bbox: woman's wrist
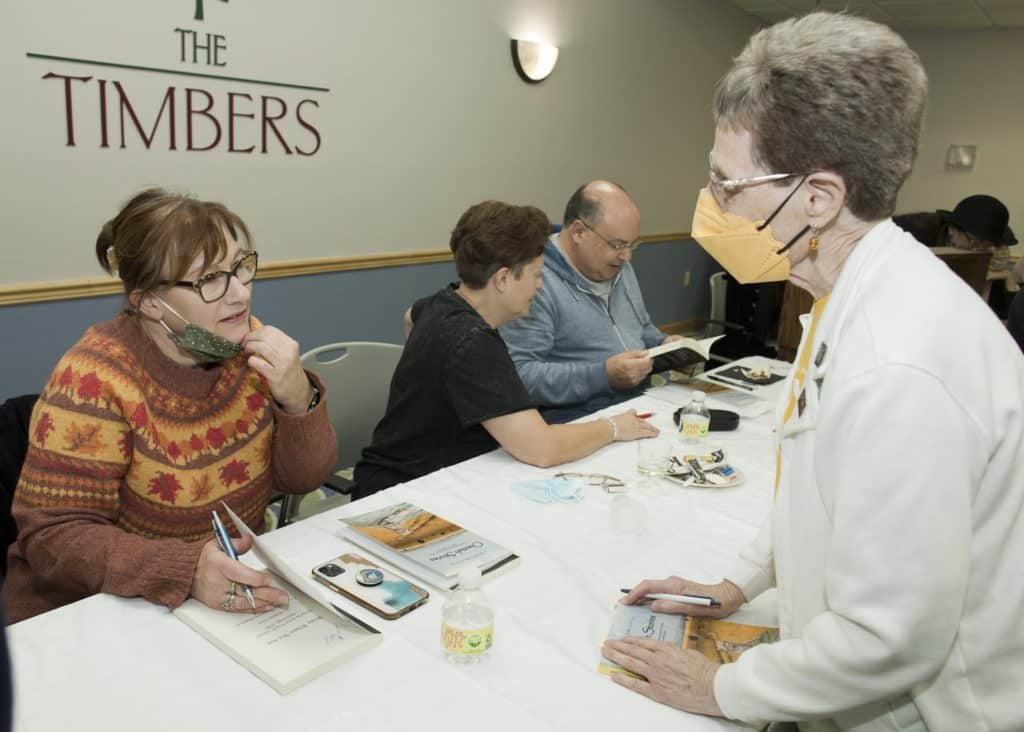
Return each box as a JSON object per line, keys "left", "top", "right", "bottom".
{"left": 603, "top": 416, "right": 619, "bottom": 442}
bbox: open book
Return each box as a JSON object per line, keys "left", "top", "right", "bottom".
{"left": 339, "top": 502, "right": 519, "bottom": 590}
{"left": 597, "top": 602, "right": 778, "bottom": 678}
{"left": 173, "top": 504, "right": 382, "bottom": 694}
{"left": 644, "top": 334, "right": 723, "bottom": 360}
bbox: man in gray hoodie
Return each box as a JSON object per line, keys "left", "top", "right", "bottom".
{"left": 501, "top": 181, "right": 693, "bottom": 423}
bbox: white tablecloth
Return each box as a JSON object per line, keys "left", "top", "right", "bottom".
{"left": 8, "top": 390, "right": 778, "bottom": 732}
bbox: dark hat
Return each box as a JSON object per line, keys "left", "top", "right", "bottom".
{"left": 938, "top": 195, "right": 1017, "bottom": 246}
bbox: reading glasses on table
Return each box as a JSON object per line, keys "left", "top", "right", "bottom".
{"left": 554, "top": 472, "right": 625, "bottom": 490}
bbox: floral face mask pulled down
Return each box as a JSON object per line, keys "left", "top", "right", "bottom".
{"left": 690, "top": 181, "right": 810, "bottom": 284}
{"left": 155, "top": 296, "right": 245, "bottom": 364}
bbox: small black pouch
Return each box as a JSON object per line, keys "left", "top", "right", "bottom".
{"left": 673, "top": 407, "right": 740, "bottom": 432}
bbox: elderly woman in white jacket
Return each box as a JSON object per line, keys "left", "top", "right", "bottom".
{"left": 603, "top": 11, "right": 1024, "bottom": 731}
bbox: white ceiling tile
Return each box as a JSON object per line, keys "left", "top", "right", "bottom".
{"left": 984, "top": 9, "right": 1024, "bottom": 26}
{"left": 875, "top": 0, "right": 977, "bottom": 6}
{"left": 751, "top": 7, "right": 803, "bottom": 22}
{"left": 723, "top": 0, "right": 1024, "bottom": 28}
{"left": 881, "top": 3, "right": 990, "bottom": 20}
{"left": 893, "top": 14, "right": 994, "bottom": 26}
{"left": 727, "top": 0, "right": 774, "bottom": 9}
{"left": 777, "top": 0, "right": 824, "bottom": 10}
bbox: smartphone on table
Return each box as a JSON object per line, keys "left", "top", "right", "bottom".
{"left": 312, "top": 553, "right": 429, "bottom": 619}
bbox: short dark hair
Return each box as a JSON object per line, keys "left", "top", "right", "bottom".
{"left": 562, "top": 180, "right": 629, "bottom": 228}
{"left": 450, "top": 201, "right": 549, "bottom": 288}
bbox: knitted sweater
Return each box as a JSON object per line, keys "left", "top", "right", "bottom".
{"left": 3, "top": 314, "right": 337, "bottom": 623}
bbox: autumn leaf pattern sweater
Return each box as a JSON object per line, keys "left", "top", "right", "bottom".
{"left": 3, "top": 314, "right": 336, "bottom": 623}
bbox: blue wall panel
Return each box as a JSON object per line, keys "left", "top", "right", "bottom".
{"left": 0, "top": 240, "right": 715, "bottom": 400}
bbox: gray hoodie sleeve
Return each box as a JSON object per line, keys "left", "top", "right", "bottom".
{"left": 500, "top": 286, "right": 612, "bottom": 408}
{"left": 622, "top": 267, "right": 666, "bottom": 349}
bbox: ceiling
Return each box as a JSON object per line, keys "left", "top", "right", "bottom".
{"left": 726, "top": 0, "right": 1024, "bottom": 30}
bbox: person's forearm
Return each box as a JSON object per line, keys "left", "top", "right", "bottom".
{"left": 271, "top": 374, "right": 338, "bottom": 493}
{"left": 506, "top": 417, "right": 612, "bottom": 468}
{"left": 13, "top": 504, "right": 204, "bottom": 609}
{"left": 541, "top": 419, "right": 614, "bottom": 466}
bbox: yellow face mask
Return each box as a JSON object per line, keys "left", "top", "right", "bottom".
{"left": 690, "top": 184, "right": 809, "bottom": 284}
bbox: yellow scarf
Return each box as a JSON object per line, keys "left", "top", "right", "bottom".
{"left": 774, "top": 294, "right": 831, "bottom": 496}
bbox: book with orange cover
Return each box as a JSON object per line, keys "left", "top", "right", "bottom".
{"left": 598, "top": 602, "right": 778, "bottom": 678}
{"left": 339, "top": 502, "right": 518, "bottom": 589}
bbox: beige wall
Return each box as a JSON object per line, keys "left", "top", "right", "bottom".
{"left": 0, "top": 0, "right": 759, "bottom": 286}
{"left": 899, "top": 28, "right": 1024, "bottom": 253}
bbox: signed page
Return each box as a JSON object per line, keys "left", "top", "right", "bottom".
{"left": 174, "top": 575, "right": 382, "bottom": 694}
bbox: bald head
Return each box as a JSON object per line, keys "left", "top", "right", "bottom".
{"left": 562, "top": 180, "right": 640, "bottom": 231}
{"left": 559, "top": 180, "right": 642, "bottom": 282}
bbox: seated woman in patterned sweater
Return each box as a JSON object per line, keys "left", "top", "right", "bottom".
{"left": 3, "top": 189, "right": 337, "bottom": 623}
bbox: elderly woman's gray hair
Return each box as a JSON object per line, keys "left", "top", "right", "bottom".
{"left": 714, "top": 12, "right": 928, "bottom": 221}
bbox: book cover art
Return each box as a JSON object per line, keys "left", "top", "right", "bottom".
{"left": 597, "top": 603, "right": 687, "bottom": 678}
{"left": 344, "top": 503, "right": 465, "bottom": 552}
{"left": 683, "top": 617, "right": 779, "bottom": 663}
{"left": 341, "top": 502, "right": 511, "bottom": 578}
{"left": 598, "top": 602, "right": 778, "bottom": 678}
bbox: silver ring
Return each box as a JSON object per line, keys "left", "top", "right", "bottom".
{"left": 222, "top": 591, "right": 237, "bottom": 611}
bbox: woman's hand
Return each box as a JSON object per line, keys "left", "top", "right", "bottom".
{"left": 243, "top": 325, "right": 313, "bottom": 414}
{"left": 601, "top": 639, "right": 723, "bottom": 717}
{"left": 620, "top": 576, "right": 745, "bottom": 618}
{"left": 190, "top": 535, "right": 289, "bottom": 613}
{"left": 610, "top": 410, "right": 660, "bottom": 442}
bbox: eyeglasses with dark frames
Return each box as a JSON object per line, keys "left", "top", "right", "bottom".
{"left": 160, "top": 250, "right": 259, "bottom": 303}
{"left": 579, "top": 220, "right": 641, "bottom": 252}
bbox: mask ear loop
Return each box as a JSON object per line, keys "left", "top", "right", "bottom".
{"left": 149, "top": 295, "right": 191, "bottom": 339}
{"left": 756, "top": 174, "right": 811, "bottom": 255}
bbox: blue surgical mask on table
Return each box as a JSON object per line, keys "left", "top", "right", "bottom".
{"left": 154, "top": 296, "right": 244, "bottom": 364}
{"left": 511, "top": 477, "right": 585, "bottom": 504}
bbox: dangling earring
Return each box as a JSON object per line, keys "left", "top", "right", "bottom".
{"left": 808, "top": 228, "right": 820, "bottom": 252}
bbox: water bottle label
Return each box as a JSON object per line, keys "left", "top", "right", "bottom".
{"left": 442, "top": 623, "right": 493, "bottom": 654}
{"left": 680, "top": 417, "right": 709, "bottom": 439}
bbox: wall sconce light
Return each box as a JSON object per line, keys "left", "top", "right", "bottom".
{"left": 946, "top": 144, "right": 977, "bottom": 171}
{"left": 511, "top": 39, "right": 559, "bottom": 83}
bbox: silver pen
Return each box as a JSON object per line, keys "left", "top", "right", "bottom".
{"left": 211, "top": 511, "right": 257, "bottom": 609}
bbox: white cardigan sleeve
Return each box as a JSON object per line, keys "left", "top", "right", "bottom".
{"left": 724, "top": 505, "right": 776, "bottom": 601}
{"left": 715, "top": 364, "right": 980, "bottom": 722}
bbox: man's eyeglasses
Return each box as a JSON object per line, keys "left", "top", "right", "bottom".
{"left": 555, "top": 472, "right": 625, "bottom": 490}
{"left": 579, "top": 220, "right": 641, "bottom": 252}
{"left": 160, "top": 250, "right": 259, "bottom": 303}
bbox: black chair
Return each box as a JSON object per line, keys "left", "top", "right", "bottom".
{"left": 0, "top": 395, "right": 38, "bottom": 580}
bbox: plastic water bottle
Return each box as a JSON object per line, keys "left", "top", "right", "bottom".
{"left": 441, "top": 566, "right": 493, "bottom": 664}
{"left": 679, "top": 392, "right": 710, "bottom": 444}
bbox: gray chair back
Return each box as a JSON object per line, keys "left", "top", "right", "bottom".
{"left": 300, "top": 342, "right": 403, "bottom": 472}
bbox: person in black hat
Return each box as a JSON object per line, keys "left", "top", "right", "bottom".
{"left": 893, "top": 193, "right": 1017, "bottom": 252}
{"left": 938, "top": 194, "right": 1017, "bottom": 251}
{"left": 894, "top": 194, "right": 1023, "bottom": 309}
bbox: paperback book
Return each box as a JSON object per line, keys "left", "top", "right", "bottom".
{"left": 339, "top": 502, "right": 519, "bottom": 589}
{"left": 173, "top": 504, "right": 382, "bottom": 694}
{"left": 598, "top": 602, "right": 778, "bottom": 678}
